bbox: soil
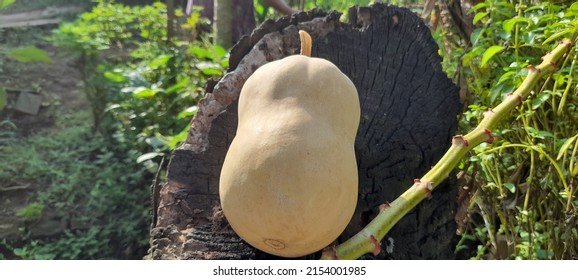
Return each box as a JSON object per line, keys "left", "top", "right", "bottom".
{"left": 0, "top": 24, "right": 88, "bottom": 245}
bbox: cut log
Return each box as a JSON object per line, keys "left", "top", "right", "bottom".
{"left": 146, "top": 4, "right": 460, "bottom": 260}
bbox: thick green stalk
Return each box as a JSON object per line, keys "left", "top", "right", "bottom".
{"left": 320, "top": 39, "right": 574, "bottom": 260}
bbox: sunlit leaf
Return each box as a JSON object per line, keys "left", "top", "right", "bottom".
{"left": 498, "top": 71, "right": 516, "bottom": 83}
{"left": 481, "top": 46, "right": 504, "bottom": 68}
{"left": 473, "top": 12, "right": 488, "bottom": 24}
{"left": 177, "top": 106, "right": 198, "bottom": 119}
{"left": 198, "top": 62, "right": 223, "bottom": 76}
{"left": 471, "top": 2, "right": 487, "bottom": 11}
{"left": 104, "top": 71, "right": 127, "bottom": 83}
{"left": 211, "top": 45, "right": 227, "bottom": 60}
{"left": 503, "top": 17, "right": 529, "bottom": 33}
{"left": 132, "top": 88, "right": 158, "bottom": 98}
{"left": 149, "top": 54, "right": 172, "bottom": 68}
{"left": 165, "top": 77, "right": 190, "bottom": 94}
{"left": 570, "top": 2, "right": 578, "bottom": 13}
{"left": 556, "top": 135, "right": 577, "bottom": 160}
{"left": 155, "top": 127, "right": 188, "bottom": 150}
{"left": 136, "top": 152, "right": 164, "bottom": 163}
{"left": 189, "top": 46, "right": 211, "bottom": 58}
{"left": 0, "top": 0, "right": 15, "bottom": 10}
{"left": 543, "top": 29, "right": 573, "bottom": 45}
{"left": 504, "top": 183, "right": 516, "bottom": 193}
{"left": 201, "top": 68, "right": 222, "bottom": 76}
{"left": 8, "top": 47, "right": 52, "bottom": 63}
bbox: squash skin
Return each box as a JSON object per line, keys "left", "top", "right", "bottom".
{"left": 219, "top": 55, "right": 360, "bottom": 257}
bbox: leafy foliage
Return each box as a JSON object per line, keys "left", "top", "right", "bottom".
{"left": 0, "top": 111, "right": 149, "bottom": 260}
{"left": 441, "top": 0, "right": 578, "bottom": 259}
{"left": 1, "top": 0, "right": 225, "bottom": 261}
{"left": 7, "top": 47, "right": 53, "bottom": 63}
{"left": 16, "top": 203, "right": 45, "bottom": 223}
{"left": 52, "top": 0, "right": 226, "bottom": 157}
{"left": 0, "top": 0, "right": 53, "bottom": 111}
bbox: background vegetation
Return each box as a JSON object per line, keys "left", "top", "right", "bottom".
{"left": 438, "top": 0, "right": 578, "bottom": 260}
{"left": 1, "top": 0, "right": 577, "bottom": 259}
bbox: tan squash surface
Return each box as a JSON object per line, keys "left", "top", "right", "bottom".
{"left": 219, "top": 31, "right": 360, "bottom": 257}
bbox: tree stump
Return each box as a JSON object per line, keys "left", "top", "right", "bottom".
{"left": 146, "top": 4, "right": 461, "bottom": 260}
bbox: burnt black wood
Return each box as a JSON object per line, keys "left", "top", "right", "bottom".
{"left": 313, "top": 5, "right": 460, "bottom": 259}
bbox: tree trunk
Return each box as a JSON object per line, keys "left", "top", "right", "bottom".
{"left": 214, "top": 0, "right": 232, "bottom": 48}
{"left": 166, "top": 0, "right": 175, "bottom": 41}
{"left": 146, "top": 4, "right": 461, "bottom": 260}
{"left": 213, "top": 0, "right": 256, "bottom": 48}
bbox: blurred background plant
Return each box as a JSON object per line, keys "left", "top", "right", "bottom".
{"left": 51, "top": 0, "right": 225, "bottom": 164}
{"left": 1, "top": 0, "right": 223, "bottom": 259}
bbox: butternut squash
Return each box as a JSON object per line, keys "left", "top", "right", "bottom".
{"left": 219, "top": 31, "right": 360, "bottom": 257}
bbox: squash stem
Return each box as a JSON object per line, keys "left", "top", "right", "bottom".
{"left": 299, "top": 30, "right": 312, "bottom": 57}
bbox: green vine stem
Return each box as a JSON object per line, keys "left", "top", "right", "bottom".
{"left": 320, "top": 38, "right": 575, "bottom": 260}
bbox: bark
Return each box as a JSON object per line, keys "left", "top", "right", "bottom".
{"left": 214, "top": 0, "right": 232, "bottom": 48}
{"left": 166, "top": 0, "right": 176, "bottom": 41}
{"left": 210, "top": 0, "right": 256, "bottom": 48}
{"left": 146, "top": 4, "right": 460, "bottom": 260}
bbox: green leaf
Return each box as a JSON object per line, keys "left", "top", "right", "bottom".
{"left": 498, "top": 71, "right": 516, "bottom": 83}
{"left": 156, "top": 127, "right": 188, "bottom": 150}
{"left": 145, "top": 137, "right": 166, "bottom": 149}
{"left": 473, "top": 12, "right": 488, "bottom": 24}
{"left": 503, "top": 17, "right": 528, "bottom": 33}
{"left": 0, "top": 88, "right": 6, "bottom": 111}
{"left": 535, "top": 130, "right": 554, "bottom": 139}
{"left": 543, "top": 29, "right": 572, "bottom": 45}
{"left": 13, "top": 248, "right": 25, "bottom": 257}
{"left": 189, "top": 46, "right": 211, "bottom": 58}
{"left": 470, "top": 29, "right": 484, "bottom": 46}
{"left": 211, "top": 45, "right": 227, "bottom": 60}
{"left": 177, "top": 106, "right": 198, "bottom": 119}
{"left": 570, "top": 2, "right": 578, "bottom": 12}
{"left": 132, "top": 87, "right": 158, "bottom": 98}
{"left": 148, "top": 54, "right": 172, "bottom": 69}
{"left": 136, "top": 152, "right": 164, "bottom": 163}
{"left": 8, "top": 47, "right": 52, "bottom": 63}
{"left": 198, "top": 62, "right": 223, "bottom": 76}
{"left": 165, "top": 77, "right": 190, "bottom": 94}
{"left": 0, "top": 0, "right": 15, "bottom": 10}
{"left": 557, "top": 135, "right": 577, "bottom": 160}
{"left": 201, "top": 68, "right": 222, "bottom": 76}
{"left": 481, "top": 46, "right": 504, "bottom": 68}
{"left": 504, "top": 183, "right": 516, "bottom": 193}
{"left": 104, "top": 71, "right": 127, "bottom": 83}
{"left": 531, "top": 92, "right": 550, "bottom": 110}
{"left": 471, "top": 2, "right": 487, "bottom": 11}
{"left": 536, "top": 249, "right": 553, "bottom": 260}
